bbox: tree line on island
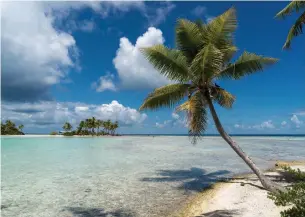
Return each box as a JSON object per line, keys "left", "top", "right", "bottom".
{"left": 1, "top": 120, "right": 24, "bottom": 135}
{"left": 53, "top": 117, "right": 120, "bottom": 136}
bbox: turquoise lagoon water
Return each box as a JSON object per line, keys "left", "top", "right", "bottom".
{"left": 1, "top": 136, "right": 305, "bottom": 217}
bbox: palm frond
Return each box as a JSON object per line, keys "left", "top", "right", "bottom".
{"left": 141, "top": 45, "right": 189, "bottom": 82}
{"left": 283, "top": 11, "right": 305, "bottom": 49}
{"left": 202, "top": 7, "right": 238, "bottom": 62}
{"left": 217, "top": 52, "right": 278, "bottom": 80}
{"left": 176, "top": 92, "right": 208, "bottom": 144}
{"left": 275, "top": 1, "right": 305, "bottom": 19}
{"left": 207, "top": 7, "right": 237, "bottom": 39}
{"left": 211, "top": 87, "right": 235, "bottom": 109}
{"left": 139, "top": 84, "right": 190, "bottom": 111}
{"left": 176, "top": 19, "right": 204, "bottom": 63}
{"left": 190, "top": 43, "right": 224, "bottom": 82}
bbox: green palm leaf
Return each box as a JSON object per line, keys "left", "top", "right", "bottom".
{"left": 139, "top": 84, "right": 190, "bottom": 111}
{"left": 176, "top": 92, "right": 208, "bottom": 143}
{"left": 217, "top": 52, "right": 278, "bottom": 80}
{"left": 211, "top": 87, "right": 235, "bottom": 109}
{"left": 176, "top": 19, "right": 204, "bottom": 63}
{"left": 283, "top": 11, "right": 305, "bottom": 49}
{"left": 275, "top": 1, "right": 305, "bottom": 18}
{"left": 190, "top": 43, "right": 224, "bottom": 82}
{"left": 141, "top": 45, "right": 189, "bottom": 82}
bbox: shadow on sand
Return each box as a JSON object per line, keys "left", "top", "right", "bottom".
{"left": 66, "top": 207, "right": 136, "bottom": 217}
{"left": 141, "top": 167, "right": 231, "bottom": 192}
{"left": 196, "top": 209, "right": 239, "bottom": 217}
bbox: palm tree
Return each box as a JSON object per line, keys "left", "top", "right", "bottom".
{"left": 103, "top": 120, "right": 112, "bottom": 134}
{"left": 77, "top": 121, "right": 85, "bottom": 135}
{"left": 139, "top": 8, "right": 282, "bottom": 192}
{"left": 63, "top": 122, "right": 72, "bottom": 131}
{"left": 96, "top": 119, "right": 103, "bottom": 134}
{"left": 91, "top": 117, "right": 97, "bottom": 134}
{"left": 5, "top": 120, "right": 16, "bottom": 129}
{"left": 275, "top": 1, "right": 305, "bottom": 49}
{"left": 113, "top": 121, "right": 119, "bottom": 135}
{"left": 18, "top": 124, "right": 24, "bottom": 131}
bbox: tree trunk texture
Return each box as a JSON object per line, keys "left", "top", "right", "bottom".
{"left": 204, "top": 92, "right": 284, "bottom": 193}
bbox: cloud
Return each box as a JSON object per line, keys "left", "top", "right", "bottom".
{"left": 1, "top": 1, "right": 79, "bottom": 102}
{"left": 234, "top": 120, "right": 275, "bottom": 130}
{"left": 281, "top": 121, "right": 287, "bottom": 126}
{"left": 1, "top": 1, "right": 146, "bottom": 102}
{"left": 293, "top": 111, "right": 305, "bottom": 116}
{"left": 1, "top": 101, "right": 147, "bottom": 129}
{"left": 259, "top": 120, "right": 275, "bottom": 129}
{"left": 191, "top": 5, "right": 214, "bottom": 23}
{"left": 172, "top": 113, "right": 180, "bottom": 120}
{"left": 290, "top": 114, "right": 302, "bottom": 128}
{"left": 191, "top": 6, "right": 206, "bottom": 17}
{"left": 143, "top": 2, "right": 176, "bottom": 27}
{"left": 155, "top": 112, "right": 187, "bottom": 129}
{"left": 92, "top": 74, "right": 117, "bottom": 92}
{"left": 113, "top": 27, "right": 172, "bottom": 89}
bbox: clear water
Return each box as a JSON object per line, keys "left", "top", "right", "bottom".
{"left": 1, "top": 136, "right": 305, "bottom": 217}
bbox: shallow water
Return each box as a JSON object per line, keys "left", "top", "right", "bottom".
{"left": 1, "top": 136, "right": 305, "bottom": 217}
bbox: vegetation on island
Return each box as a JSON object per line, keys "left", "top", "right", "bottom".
{"left": 1, "top": 120, "right": 25, "bottom": 135}
{"left": 59, "top": 117, "right": 120, "bottom": 136}
{"left": 275, "top": 1, "right": 305, "bottom": 49}
{"left": 268, "top": 166, "right": 305, "bottom": 217}
{"left": 139, "top": 7, "right": 282, "bottom": 192}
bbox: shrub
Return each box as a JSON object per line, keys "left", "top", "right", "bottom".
{"left": 50, "top": 131, "right": 58, "bottom": 135}
{"left": 268, "top": 166, "right": 305, "bottom": 217}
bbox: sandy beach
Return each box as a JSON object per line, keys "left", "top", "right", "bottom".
{"left": 180, "top": 161, "right": 305, "bottom": 217}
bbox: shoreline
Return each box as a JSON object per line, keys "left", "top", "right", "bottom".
{"left": 177, "top": 160, "right": 305, "bottom": 217}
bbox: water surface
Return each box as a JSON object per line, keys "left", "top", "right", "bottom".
{"left": 1, "top": 136, "right": 305, "bottom": 217}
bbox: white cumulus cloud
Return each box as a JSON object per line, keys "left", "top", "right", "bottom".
{"left": 113, "top": 27, "right": 172, "bottom": 89}
{"left": 1, "top": 101, "right": 147, "bottom": 129}
{"left": 1, "top": 1, "right": 78, "bottom": 101}
{"left": 291, "top": 114, "right": 302, "bottom": 127}
{"left": 1, "top": 1, "right": 146, "bottom": 102}
{"left": 92, "top": 74, "right": 117, "bottom": 92}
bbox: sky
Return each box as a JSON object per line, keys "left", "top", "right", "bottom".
{"left": 1, "top": 1, "right": 304, "bottom": 134}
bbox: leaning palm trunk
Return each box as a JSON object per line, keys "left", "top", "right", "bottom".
{"left": 205, "top": 92, "right": 282, "bottom": 192}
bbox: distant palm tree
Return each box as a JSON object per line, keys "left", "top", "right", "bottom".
{"left": 275, "top": 1, "right": 305, "bottom": 49}
{"left": 139, "top": 8, "right": 281, "bottom": 192}
{"left": 113, "top": 121, "right": 119, "bottom": 135}
{"left": 96, "top": 119, "right": 103, "bottom": 133}
{"left": 77, "top": 121, "right": 85, "bottom": 134}
{"left": 63, "top": 122, "right": 72, "bottom": 131}
{"left": 18, "top": 124, "right": 24, "bottom": 131}
{"left": 103, "top": 120, "right": 112, "bottom": 134}
{"left": 91, "top": 117, "right": 97, "bottom": 134}
{"left": 5, "top": 120, "right": 16, "bottom": 129}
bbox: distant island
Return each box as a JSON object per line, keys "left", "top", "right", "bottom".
{"left": 1, "top": 120, "right": 24, "bottom": 135}
{"left": 51, "top": 117, "right": 120, "bottom": 136}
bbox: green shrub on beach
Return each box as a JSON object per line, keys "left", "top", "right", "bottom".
{"left": 1, "top": 120, "right": 24, "bottom": 135}
{"left": 268, "top": 166, "right": 305, "bottom": 217}
{"left": 50, "top": 131, "right": 58, "bottom": 135}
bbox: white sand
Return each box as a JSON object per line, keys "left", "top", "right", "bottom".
{"left": 183, "top": 164, "right": 305, "bottom": 217}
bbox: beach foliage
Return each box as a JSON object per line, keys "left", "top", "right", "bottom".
{"left": 1, "top": 120, "right": 25, "bottom": 135}
{"left": 60, "top": 117, "right": 119, "bottom": 136}
{"left": 139, "top": 7, "right": 281, "bottom": 192}
{"left": 268, "top": 166, "right": 305, "bottom": 217}
{"left": 275, "top": 1, "right": 305, "bottom": 49}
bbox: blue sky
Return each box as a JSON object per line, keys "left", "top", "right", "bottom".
{"left": 2, "top": 1, "right": 304, "bottom": 134}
